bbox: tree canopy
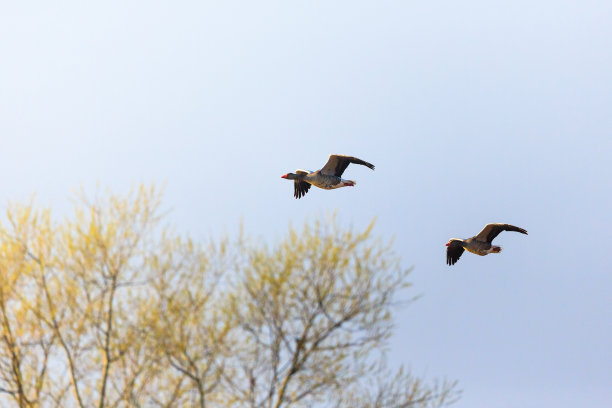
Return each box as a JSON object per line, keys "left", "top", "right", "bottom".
{"left": 0, "top": 185, "right": 458, "bottom": 407}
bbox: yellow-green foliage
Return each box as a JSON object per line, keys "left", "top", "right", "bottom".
{"left": 0, "top": 185, "right": 457, "bottom": 408}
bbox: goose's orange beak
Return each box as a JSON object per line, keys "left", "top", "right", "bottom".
{"left": 445, "top": 242, "right": 450, "bottom": 247}
{"left": 281, "top": 174, "right": 288, "bottom": 179}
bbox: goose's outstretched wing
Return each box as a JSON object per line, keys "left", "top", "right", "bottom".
{"left": 474, "top": 223, "right": 528, "bottom": 243}
{"left": 320, "top": 154, "right": 375, "bottom": 177}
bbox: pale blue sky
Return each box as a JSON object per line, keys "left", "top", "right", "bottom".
{"left": 1, "top": 1, "right": 611, "bottom": 407}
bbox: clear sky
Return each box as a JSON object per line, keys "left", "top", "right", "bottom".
{"left": 1, "top": 1, "right": 611, "bottom": 407}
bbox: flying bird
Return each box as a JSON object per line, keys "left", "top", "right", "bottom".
{"left": 281, "top": 154, "right": 375, "bottom": 199}
{"left": 446, "top": 223, "right": 527, "bottom": 265}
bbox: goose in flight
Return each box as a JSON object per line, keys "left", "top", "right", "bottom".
{"left": 281, "top": 154, "right": 375, "bottom": 199}
{"left": 446, "top": 223, "right": 527, "bottom": 265}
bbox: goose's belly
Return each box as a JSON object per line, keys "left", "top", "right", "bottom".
{"left": 465, "top": 247, "right": 488, "bottom": 256}
{"left": 464, "top": 241, "right": 493, "bottom": 256}
{"left": 320, "top": 180, "right": 346, "bottom": 190}
{"left": 309, "top": 175, "right": 345, "bottom": 189}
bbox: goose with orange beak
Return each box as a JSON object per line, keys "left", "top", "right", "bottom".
{"left": 281, "top": 154, "right": 375, "bottom": 199}
{"left": 446, "top": 223, "right": 527, "bottom": 265}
